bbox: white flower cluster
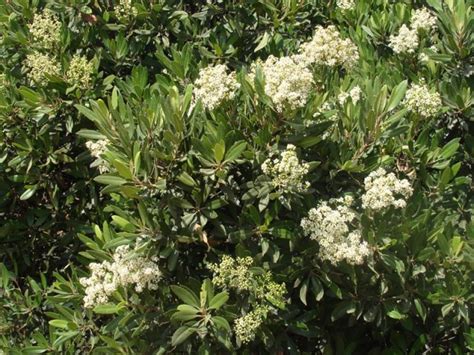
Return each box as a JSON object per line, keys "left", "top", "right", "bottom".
{"left": 115, "top": 0, "right": 138, "bottom": 21}
{"left": 301, "top": 196, "right": 370, "bottom": 265}
{"left": 261, "top": 144, "right": 310, "bottom": 194}
{"left": 388, "top": 24, "right": 419, "bottom": 54}
{"left": 254, "top": 55, "right": 314, "bottom": 112}
{"left": 85, "top": 139, "right": 110, "bottom": 173}
{"left": 208, "top": 255, "right": 254, "bottom": 292}
{"left": 403, "top": 82, "right": 442, "bottom": 118}
{"left": 338, "top": 85, "right": 362, "bottom": 105}
{"left": 66, "top": 55, "right": 94, "bottom": 88}
{"left": 361, "top": 168, "right": 413, "bottom": 211}
{"left": 24, "top": 52, "right": 60, "bottom": 86}
{"left": 389, "top": 7, "right": 437, "bottom": 54}
{"left": 80, "top": 244, "right": 162, "bottom": 308}
{"left": 194, "top": 64, "right": 240, "bottom": 110}
{"left": 234, "top": 306, "right": 269, "bottom": 344}
{"left": 411, "top": 7, "right": 437, "bottom": 32}
{"left": 28, "top": 9, "right": 61, "bottom": 49}
{"left": 296, "top": 25, "right": 359, "bottom": 69}
{"left": 85, "top": 139, "right": 108, "bottom": 159}
{"left": 337, "top": 0, "right": 356, "bottom": 10}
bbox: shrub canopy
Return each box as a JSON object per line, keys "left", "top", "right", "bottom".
{"left": 0, "top": 0, "right": 473, "bottom": 353}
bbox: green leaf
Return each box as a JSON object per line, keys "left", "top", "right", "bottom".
{"left": 331, "top": 301, "right": 356, "bottom": 321}
{"left": 178, "top": 171, "right": 197, "bottom": 187}
{"left": 20, "top": 185, "right": 37, "bottom": 200}
{"left": 49, "top": 320, "right": 69, "bottom": 329}
{"left": 77, "top": 129, "right": 106, "bottom": 140}
{"left": 254, "top": 32, "right": 270, "bottom": 52}
{"left": 387, "top": 309, "right": 406, "bottom": 320}
{"left": 225, "top": 141, "right": 246, "bottom": 162}
{"left": 94, "top": 175, "right": 127, "bottom": 186}
{"left": 171, "top": 326, "right": 195, "bottom": 347}
{"left": 213, "top": 142, "right": 225, "bottom": 163}
{"left": 93, "top": 304, "right": 124, "bottom": 314}
{"left": 208, "top": 292, "right": 229, "bottom": 310}
{"left": 439, "top": 138, "right": 460, "bottom": 160}
{"left": 386, "top": 80, "right": 408, "bottom": 112}
{"left": 170, "top": 285, "right": 200, "bottom": 307}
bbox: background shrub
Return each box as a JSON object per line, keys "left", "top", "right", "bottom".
{"left": 0, "top": 0, "right": 472, "bottom": 353}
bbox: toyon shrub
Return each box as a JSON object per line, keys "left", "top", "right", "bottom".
{"left": 0, "top": 0, "right": 472, "bottom": 353}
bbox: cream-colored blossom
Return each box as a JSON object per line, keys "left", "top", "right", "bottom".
{"left": 80, "top": 244, "right": 162, "bottom": 308}
{"left": 389, "top": 24, "right": 419, "bottom": 54}
{"left": 208, "top": 255, "right": 286, "bottom": 305}
{"left": 66, "top": 55, "right": 94, "bottom": 88}
{"left": 261, "top": 144, "right": 310, "bottom": 193}
{"left": 194, "top": 64, "right": 239, "bottom": 110}
{"left": 24, "top": 52, "right": 61, "bottom": 86}
{"left": 115, "top": 0, "right": 138, "bottom": 21}
{"left": 296, "top": 26, "right": 359, "bottom": 69}
{"left": 338, "top": 85, "right": 362, "bottom": 105}
{"left": 361, "top": 168, "right": 413, "bottom": 211}
{"left": 403, "top": 82, "right": 442, "bottom": 118}
{"left": 234, "top": 306, "right": 269, "bottom": 344}
{"left": 208, "top": 255, "right": 254, "bottom": 292}
{"left": 254, "top": 55, "right": 314, "bottom": 112}
{"left": 301, "top": 197, "right": 370, "bottom": 265}
{"left": 85, "top": 139, "right": 110, "bottom": 173}
{"left": 28, "top": 9, "right": 61, "bottom": 49}
{"left": 411, "top": 7, "right": 437, "bottom": 32}
{"left": 337, "top": 0, "right": 355, "bottom": 10}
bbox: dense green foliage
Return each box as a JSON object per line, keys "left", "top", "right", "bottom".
{"left": 0, "top": 0, "right": 472, "bottom": 353}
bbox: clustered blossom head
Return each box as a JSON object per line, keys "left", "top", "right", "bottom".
{"left": 66, "top": 55, "right": 94, "bottom": 88}
{"left": 24, "top": 52, "right": 60, "bottom": 86}
{"left": 389, "top": 25, "right": 419, "bottom": 54}
{"left": 85, "top": 139, "right": 108, "bottom": 158}
{"left": 85, "top": 139, "right": 110, "bottom": 173}
{"left": 208, "top": 255, "right": 286, "bottom": 304}
{"left": 28, "top": 9, "right": 61, "bottom": 49}
{"left": 209, "top": 256, "right": 286, "bottom": 343}
{"left": 234, "top": 306, "right": 269, "bottom": 344}
{"left": 193, "top": 64, "right": 240, "bottom": 110}
{"left": 337, "top": 0, "right": 355, "bottom": 10}
{"left": 261, "top": 144, "right": 310, "bottom": 194}
{"left": 252, "top": 55, "right": 314, "bottom": 112}
{"left": 80, "top": 244, "right": 162, "bottom": 308}
{"left": 411, "top": 7, "right": 437, "bottom": 32}
{"left": 296, "top": 25, "right": 359, "bottom": 69}
{"left": 115, "top": 0, "right": 138, "bottom": 21}
{"left": 338, "top": 85, "right": 362, "bottom": 105}
{"left": 403, "top": 82, "right": 442, "bottom": 118}
{"left": 300, "top": 196, "right": 370, "bottom": 265}
{"left": 361, "top": 168, "right": 413, "bottom": 211}
{"left": 389, "top": 7, "right": 437, "bottom": 54}
{"left": 208, "top": 255, "right": 254, "bottom": 292}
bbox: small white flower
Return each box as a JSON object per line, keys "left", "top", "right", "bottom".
{"left": 389, "top": 25, "right": 419, "bottom": 54}
{"left": 338, "top": 85, "right": 362, "bottom": 105}
{"left": 403, "top": 82, "right": 442, "bottom": 118}
{"left": 337, "top": 0, "right": 355, "bottom": 10}
{"left": 80, "top": 243, "right": 162, "bottom": 308}
{"left": 66, "top": 55, "right": 94, "bottom": 88}
{"left": 361, "top": 168, "right": 413, "bottom": 211}
{"left": 250, "top": 55, "right": 314, "bottom": 112}
{"left": 28, "top": 9, "right": 61, "bottom": 49}
{"left": 194, "top": 64, "right": 239, "bottom": 110}
{"left": 301, "top": 197, "right": 370, "bottom": 265}
{"left": 24, "top": 52, "right": 61, "bottom": 86}
{"left": 262, "top": 144, "right": 310, "bottom": 193}
{"left": 115, "top": 0, "right": 138, "bottom": 21}
{"left": 296, "top": 25, "right": 359, "bottom": 69}
{"left": 411, "top": 7, "right": 437, "bottom": 32}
